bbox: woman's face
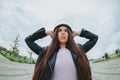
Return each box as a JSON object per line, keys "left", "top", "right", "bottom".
{"left": 58, "top": 26, "right": 69, "bottom": 44}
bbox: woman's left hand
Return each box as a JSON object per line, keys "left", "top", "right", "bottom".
{"left": 72, "top": 31, "right": 81, "bottom": 38}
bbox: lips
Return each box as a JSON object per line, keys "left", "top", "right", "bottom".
{"left": 61, "top": 36, "right": 66, "bottom": 39}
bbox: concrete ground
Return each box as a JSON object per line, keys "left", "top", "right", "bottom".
{"left": 91, "top": 58, "right": 120, "bottom": 80}
{"left": 0, "top": 54, "right": 34, "bottom": 80}
{"left": 0, "top": 54, "right": 120, "bottom": 80}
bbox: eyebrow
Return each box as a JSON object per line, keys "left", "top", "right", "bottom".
{"left": 59, "top": 28, "right": 67, "bottom": 30}
{"left": 59, "top": 27, "right": 67, "bottom": 30}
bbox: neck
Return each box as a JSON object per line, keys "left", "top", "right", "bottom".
{"left": 60, "top": 43, "right": 66, "bottom": 48}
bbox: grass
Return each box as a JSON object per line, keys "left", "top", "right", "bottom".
{"left": 93, "top": 54, "right": 120, "bottom": 63}
{"left": 0, "top": 50, "right": 36, "bottom": 64}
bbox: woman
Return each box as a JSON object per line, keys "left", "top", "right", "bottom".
{"left": 25, "top": 24, "right": 98, "bottom": 80}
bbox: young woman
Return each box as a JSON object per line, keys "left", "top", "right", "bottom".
{"left": 25, "top": 24, "right": 98, "bottom": 80}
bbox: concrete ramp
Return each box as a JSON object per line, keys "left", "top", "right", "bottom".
{"left": 0, "top": 54, "right": 34, "bottom": 80}
{"left": 91, "top": 58, "right": 120, "bottom": 80}
{"left": 0, "top": 54, "right": 120, "bottom": 80}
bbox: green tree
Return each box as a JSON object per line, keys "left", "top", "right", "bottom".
{"left": 115, "top": 49, "right": 120, "bottom": 56}
{"left": 28, "top": 50, "right": 33, "bottom": 64}
{"left": 10, "top": 34, "right": 20, "bottom": 57}
{"left": 104, "top": 52, "right": 109, "bottom": 60}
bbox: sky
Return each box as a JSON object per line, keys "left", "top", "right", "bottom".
{"left": 0, "top": 0, "right": 120, "bottom": 59}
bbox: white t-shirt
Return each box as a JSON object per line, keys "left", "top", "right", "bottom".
{"left": 51, "top": 48, "right": 78, "bottom": 80}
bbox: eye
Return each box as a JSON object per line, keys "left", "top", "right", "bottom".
{"left": 58, "top": 29, "right": 62, "bottom": 32}
{"left": 65, "top": 29, "right": 68, "bottom": 32}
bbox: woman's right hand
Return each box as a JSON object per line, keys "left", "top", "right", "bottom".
{"left": 45, "top": 31, "right": 54, "bottom": 39}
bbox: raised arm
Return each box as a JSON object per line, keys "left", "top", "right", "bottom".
{"left": 25, "top": 27, "right": 47, "bottom": 55}
{"left": 73, "top": 28, "right": 98, "bottom": 53}
{"left": 80, "top": 29, "right": 98, "bottom": 53}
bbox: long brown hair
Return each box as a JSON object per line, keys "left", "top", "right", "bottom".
{"left": 32, "top": 24, "right": 92, "bottom": 80}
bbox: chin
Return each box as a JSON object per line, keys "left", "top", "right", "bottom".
{"left": 60, "top": 41, "right": 67, "bottom": 44}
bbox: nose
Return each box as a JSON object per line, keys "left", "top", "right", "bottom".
{"left": 61, "top": 31, "right": 65, "bottom": 35}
